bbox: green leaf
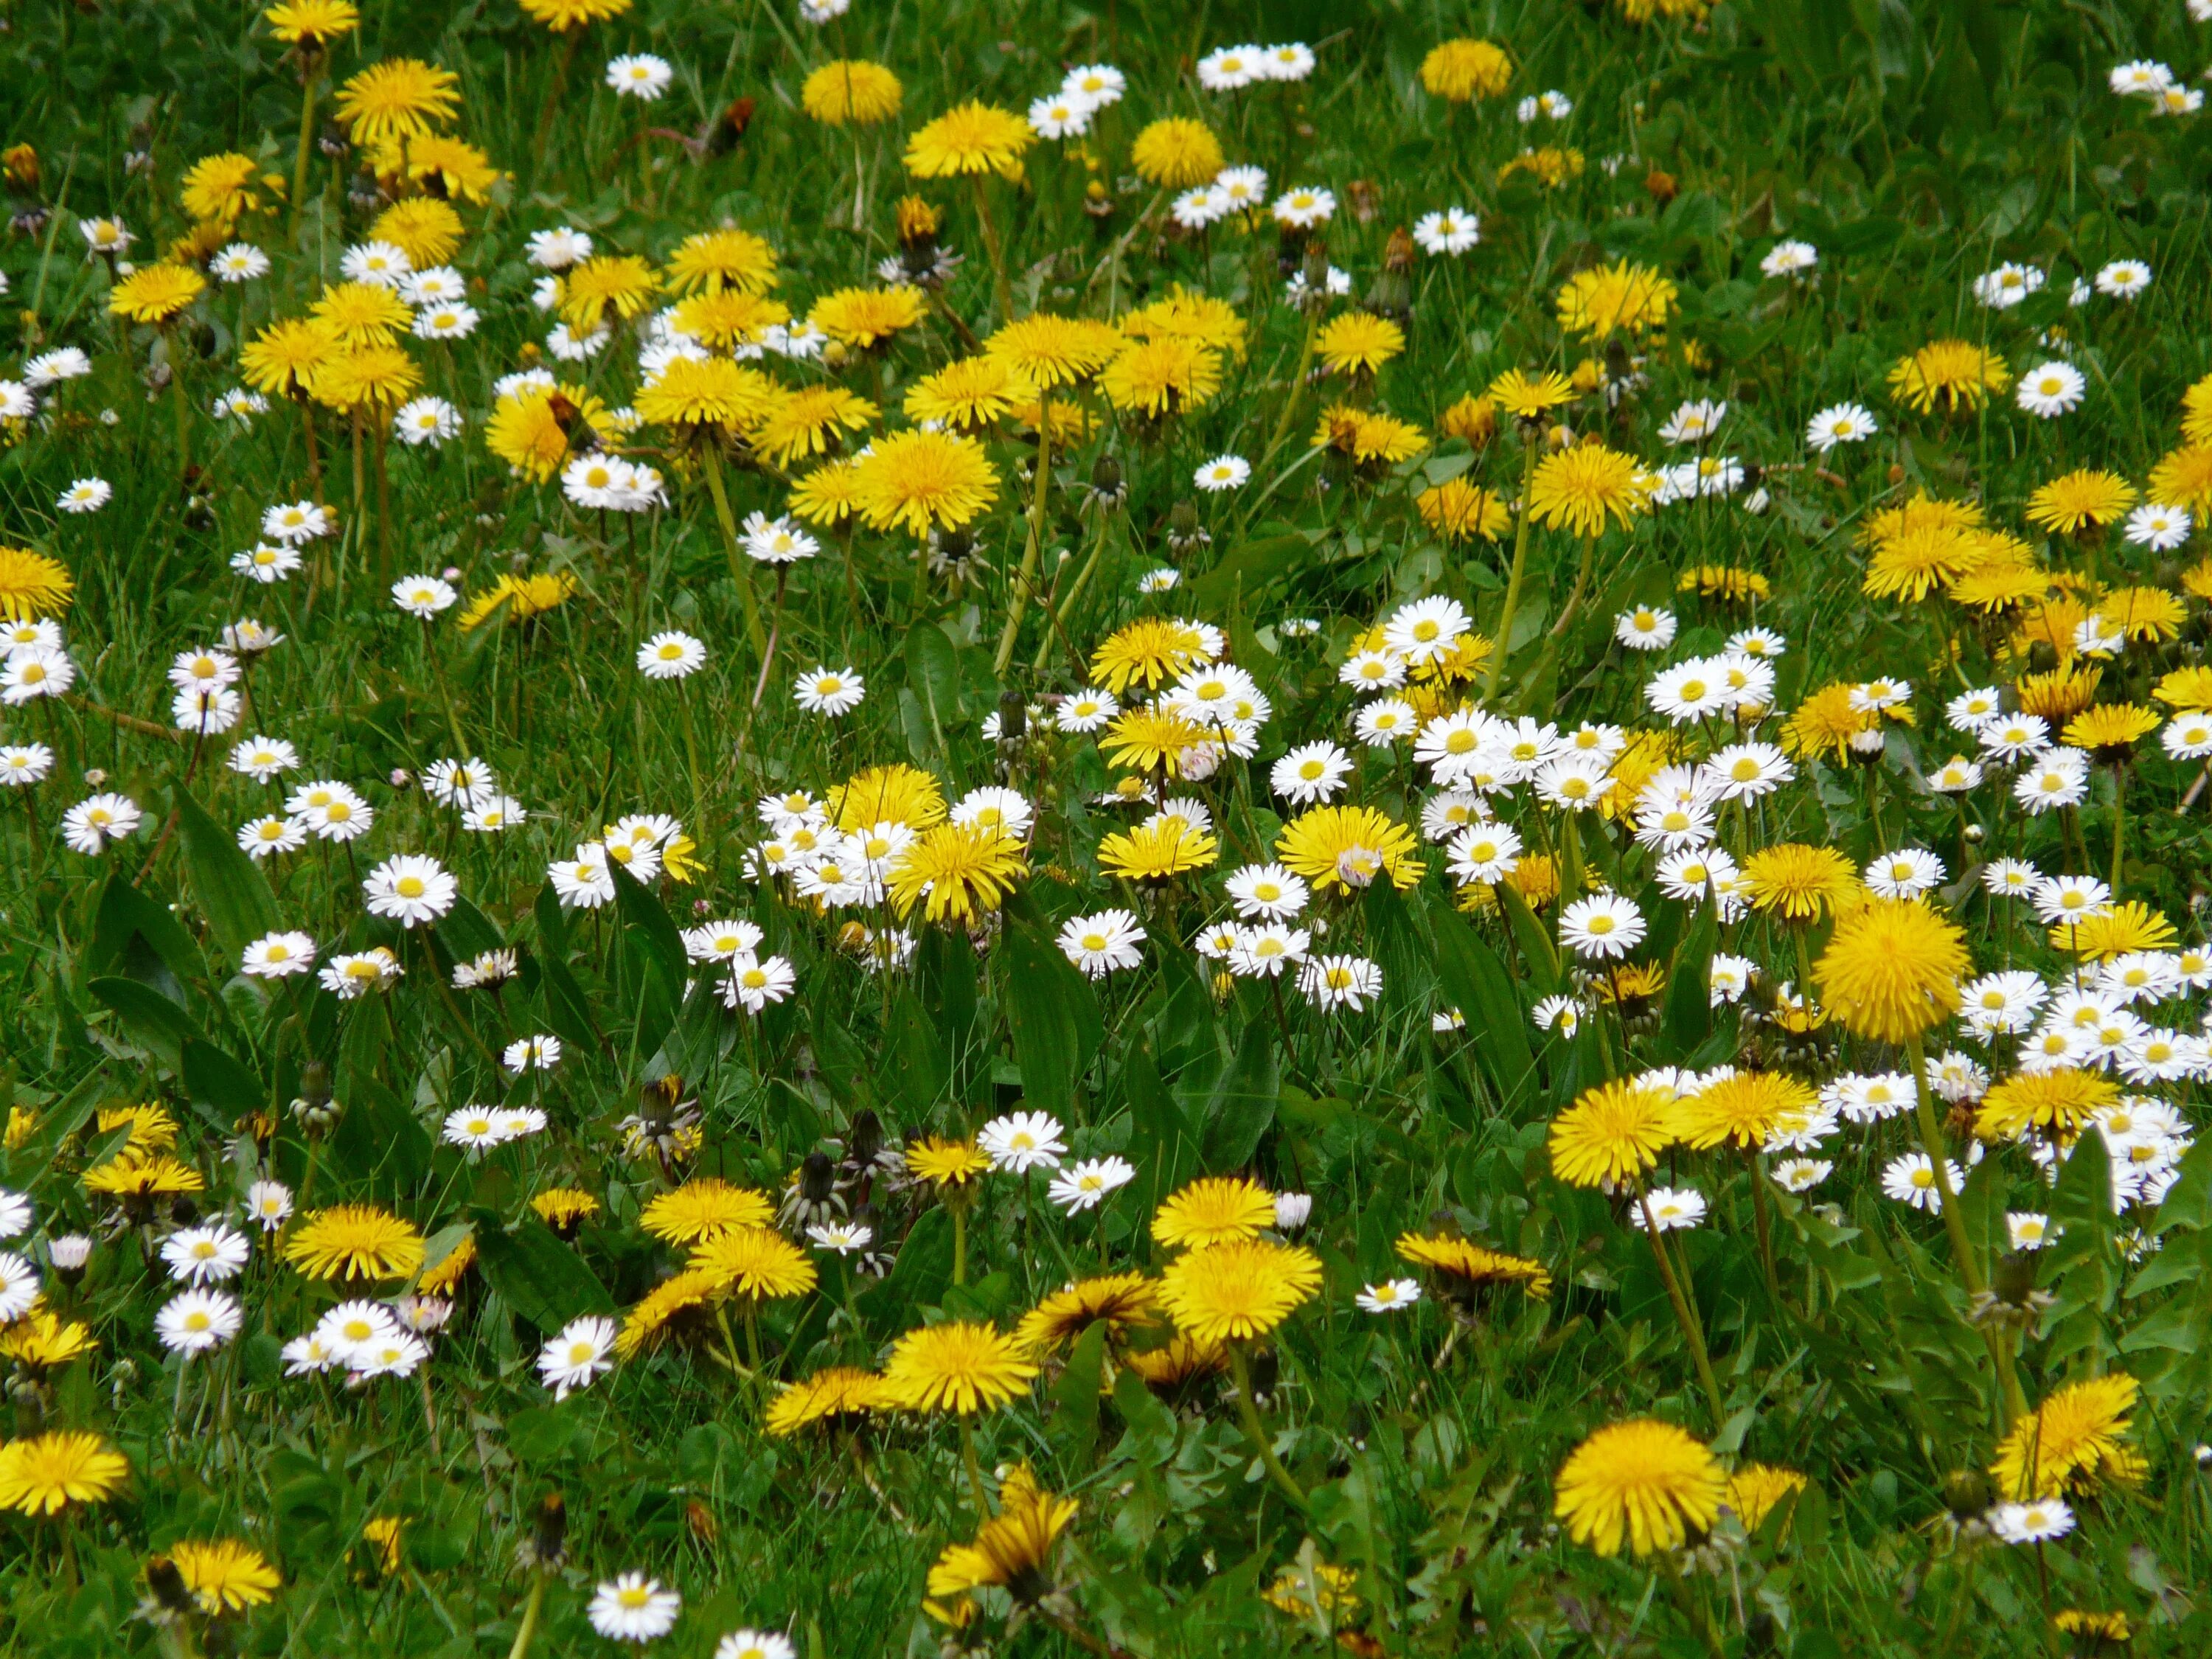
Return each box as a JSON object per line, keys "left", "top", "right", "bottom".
{"left": 1492, "top": 879, "right": 1560, "bottom": 998}
{"left": 530, "top": 883, "right": 602, "bottom": 1056}
{"left": 998, "top": 919, "right": 1099, "bottom": 1119}
{"left": 1426, "top": 900, "right": 1531, "bottom": 1105}
{"left": 470, "top": 1213, "right": 616, "bottom": 1334}
{"left": 884, "top": 990, "right": 948, "bottom": 1124}
{"left": 1201, "top": 1021, "right": 1279, "bottom": 1173}
{"left": 182, "top": 1038, "right": 264, "bottom": 1120}
{"left": 88, "top": 871, "right": 204, "bottom": 985}
{"left": 611, "top": 862, "right": 684, "bottom": 1055}
{"left": 435, "top": 895, "right": 505, "bottom": 964}
{"left": 174, "top": 788, "right": 282, "bottom": 961}
{"left": 1663, "top": 897, "right": 1718, "bottom": 1058}
{"left": 1123, "top": 1042, "right": 1197, "bottom": 1203}
{"left": 903, "top": 619, "right": 961, "bottom": 755}
{"left": 88, "top": 975, "right": 198, "bottom": 1069}
{"left": 1048, "top": 1318, "right": 1109, "bottom": 1472}
{"left": 1185, "top": 533, "right": 1308, "bottom": 614}
{"left": 858, "top": 1206, "right": 953, "bottom": 1335}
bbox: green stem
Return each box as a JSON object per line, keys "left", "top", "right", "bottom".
{"left": 2108, "top": 765, "right": 2126, "bottom": 891}
{"left": 291, "top": 72, "right": 320, "bottom": 237}
{"left": 1259, "top": 305, "right": 1322, "bottom": 473}
{"left": 1483, "top": 433, "right": 1541, "bottom": 702}
{"left": 959, "top": 1416, "right": 992, "bottom": 1517}
{"left": 1639, "top": 1192, "right": 1727, "bottom": 1429}
{"left": 1902, "top": 1031, "right": 1982, "bottom": 1296}
{"left": 506, "top": 1571, "right": 548, "bottom": 1659}
{"left": 1227, "top": 1343, "right": 1307, "bottom": 1510}
{"left": 970, "top": 174, "right": 1012, "bottom": 325}
{"left": 993, "top": 400, "right": 1053, "bottom": 676}
{"left": 700, "top": 446, "right": 768, "bottom": 660}
{"left": 950, "top": 1204, "right": 967, "bottom": 1286}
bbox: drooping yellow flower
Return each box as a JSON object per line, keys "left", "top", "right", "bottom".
{"left": 108, "top": 264, "right": 206, "bottom": 324}
{"left": 614, "top": 1269, "right": 720, "bottom": 1358}
{"left": 0, "top": 1431, "right": 130, "bottom": 1516}
{"left": 1128, "top": 118, "right": 1224, "bottom": 188}
{"left": 879, "top": 1320, "right": 1038, "bottom": 1414}
{"left": 1548, "top": 1078, "right": 1677, "bottom": 1189}
{"left": 1421, "top": 38, "right": 1514, "bottom": 102}
{"left": 0, "top": 546, "right": 74, "bottom": 621}
{"left": 1312, "top": 404, "right": 1429, "bottom": 466}
{"left": 1418, "top": 477, "right": 1512, "bottom": 543}
{"left": 905, "top": 102, "right": 1034, "bottom": 179}
{"left": 456, "top": 571, "right": 577, "bottom": 630}
{"left": 170, "top": 1539, "right": 282, "bottom": 1613}
{"left": 181, "top": 153, "right": 266, "bottom": 226}
{"left": 1991, "top": 1374, "right": 2140, "bottom": 1499}
{"left": 1556, "top": 261, "right": 1676, "bottom": 340}
{"left": 1014, "top": 1276, "right": 1161, "bottom": 1357}
{"left": 282, "top": 1204, "right": 426, "bottom": 1281}
{"left": 1158, "top": 1239, "right": 1322, "bottom": 1343}
{"left": 1553, "top": 1419, "right": 1725, "bottom": 1557}
{"left": 802, "top": 60, "right": 903, "bottom": 125}
{"left": 925, "top": 1464, "right": 1077, "bottom": 1610}
{"left": 403, "top": 133, "right": 502, "bottom": 204}
{"left": 1888, "top": 340, "right": 2010, "bottom": 414}
{"left": 852, "top": 429, "right": 1001, "bottom": 536}
{"left": 886, "top": 821, "right": 1027, "bottom": 925}
{"left": 333, "top": 58, "right": 460, "bottom": 146}
{"left": 1394, "top": 1232, "right": 1552, "bottom": 1302}
{"left": 764, "top": 1367, "right": 885, "bottom": 1436}
{"left": 1527, "top": 443, "right": 1653, "bottom": 538}
{"left": 1723, "top": 1464, "right": 1809, "bottom": 1535}
{"left": 1275, "top": 804, "right": 1423, "bottom": 894}
{"left": 1815, "top": 899, "right": 1968, "bottom": 1043}
{"left": 1669, "top": 1072, "right": 1815, "bottom": 1152}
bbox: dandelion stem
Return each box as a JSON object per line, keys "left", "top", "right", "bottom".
{"left": 1638, "top": 1191, "right": 1727, "bottom": 1428}
{"left": 970, "top": 174, "right": 1011, "bottom": 325}
{"left": 506, "top": 1570, "right": 549, "bottom": 1659}
{"left": 959, "top": 1416, "right": 992, "bottom": 1517}
{"left": 700, "top": 445, "right": 768, "bottom": 662}
{"left": 290, "top": 69, "right": 321, "bottom": 238}
{"left": 993, "top": 396, "right": 1053, "bottom": 676}
{"left": 1227, "top": 1343, "right": 1307, "bottom": 1510}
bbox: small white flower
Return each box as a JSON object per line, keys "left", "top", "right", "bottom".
{"left": 588, "top": 1573, "right": 682, "bottom": 1644}
{"left": 1356, "top": 1278, "right": 1422, "bottom": 1313}
{"left": 1046, "top": 1158, "right": 1135, "bottom": 1212}
{"left": 539, "top": 1315, "right": 618, "bottom": 1400}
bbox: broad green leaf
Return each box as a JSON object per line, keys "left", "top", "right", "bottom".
{"left": 1201, "top": 1021, "right": 1279, "bottom": 1173}
{"left": 998, "top": 919, "right": 1099, "bottom": 1119}
{"left": 1049, "top": 1318, "right": 1110, "bottom": 1472}
{"left": 903, "top": 619, "right": 961, "bottom": 754}
{"left": 1492, "top": 879, "right": 1560, "bottom": 998}
{"left": 1663, "top": 897, "right": 1718, "bottom": 1058}
{"left": 88, "top": 870, "right": 204, "bottom": 985}
{"left": 174, "top": 788, "right": 282, "bottom": 961}
{"left": 182, "top": 1038, "right": 264, "bottom": 1120}
{"left": 470, "top": 1212, "right": 616, "bottom": 1334}
{"left": 1426, "top": 900, "right": 1532, "bottom": 1105}
{"left": 88, "top": 975, "right": 197, "bottom": 1070}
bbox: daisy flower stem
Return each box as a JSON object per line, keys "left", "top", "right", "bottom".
{"left": 1638, "top": 1192, "right": 1727, "bottom": 1428}
{"left": 1902, "top": 1032, "right": 1983, "bottom": 1298}
{"left": 751, "top": 568, "right": 788, "bottom": 709}
{"left": 1227, "top": 1343, "right": 1307, "bottom": 1511}
{"left": 1259, "top": 305, "right": 1322, "bottom": 477}
{"left": 678, "top": 681, "right": 709, "bottom": 847}
{"left": 1483, "top": 432, "right": 1540, "bottom": 702}
{"left": 2109, "top": 765, "right": 2126, "bottom": 891}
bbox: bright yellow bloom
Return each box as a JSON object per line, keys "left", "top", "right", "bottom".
{"left": 1991, "top": 1374, "right": 2139, "bottom": 1499}
{"left": 517, "top": 0, "right": 629, "bottom": 30}
{"left": 559, "top": 254, "right": 658, "bottom": 331}
{"left": 1089, "top": 616, "right": 1211, "bottom": 692}
{"left": 308, "top": 343, "right": 422, "bottom": 414}
{"left": 240, "top": 316, "right": 341, "bottom": 397}
{"left": 1419, "top": 477, "right": 1512, "bottom": 543}
{"left": 664, "top": 228, "right": 778, "bottom": 296}
{"left": 880, "top": 1321, "right": 1038, "bottom": 1414}
{"left": 1670, "top": 1072, "right": 1815, "bottom": 1151}
{"left": 1554, "top": 1419, "right": 1725, "bottom": 1557}
{"left": 403, "top": 133, "right": 501, "bottom": 204}
{"left": 689, "top": 1225, "right": 818, "bottom": 1301}
{"left": 1014, "top": 1274, "right": 1161, "bottom": 1356}
{"left": 1742, "top": 841, "right": 1860, "bottom": 919}
{"left": 1421, "top": 38, "right": 1514, "bottom": 101}
{"left": 1556, "top": 261, "right": 1676, "bottom": 340}
{"left": 852, "top": 429, "right": 1001, "bottom": 536}
{"left": 1158, "top": 1239, "right": 1321, "bottom": 1343}
{"left": 372, "top": 197, "right": 465, "bottom": 266}
{"left": 1097, "top": 706, "right": 1213, "bottom": 777}
{"left": 108, "top": 264, "right": 205, "bottom": 324}
{"left": 1096, "top": 818, "right": 1218, "bottom": 880}
{"left": 635, "top": 356, "right": 780, "bottom": 432}
{"left": 904, "top": 1136, "right": 992, "bottom": 1188}
{"left": 907, "top": 355, "right": 1031, "bottom": 430}
{"left": 333, "top": 59, "right": 460, "bottom": 146}
{"left": 1888, "top": 340, "right": 2009, "bottom": 414}
{"left": 310, "top": 279, "right": 412, "bottom": 344}
{"left": 1527, "top": 443, "right": 1653, "bottom": 538}
{"left": 926, "top": 1464, "right": 1077, "bottom": 1608}
{"left": 1394, "top": 1232, "right": 1552, "bottom": 1301}
{"left": 2026, "top": 469, "right": 2138, "bottom": 536}
{"left": 640, "top": 1178, "right": 774, "bottom": 1245}
{"left": 2148, "top": 442, "right": 2212, "bottom": 512}
{"left": 830, "top": 763, "right": 946, "bottom": 830}
{"left": 788, "top": 458, "right": 866, "bottom": 526}
{"left": 1151, "top": 1176, "right": 1276, "bottom": 1250}
{"left": 0, "top": 1431, "right": 129, "bottom": 1515}
{"left": 1815, "top": 899, "right": 1968, "bottom": 1043}
{"left": 1098, "top": 336, "right": 1221, "bottom": 417}
{"left": 1316, "top": 311, "right": 1405, "bottom": 377}
{"left": 0, "top": 547, "right": 74, "bottom": 621}
{"left": 1548, "top": 1078, "right": 1677, "bottom": 1188}
{"left": 487, "top": 383, "right": 608, "bottom": 481}
{"left": 1129, "top": 118, "right": 1224, "bottom": 188}
{"left": 1975, "top": 1068, "right": 2116, "bottom": 1144}
{"left": 282, "top": 1205, "right": 426, "bottom": 1281}
{"left": 802, "top": 60, "right": 903, "bottom": 125}
{"left": 905, "top": 102, "right": 1033, "bottom": 179}
{"left": 457, "top": 571, "right": 577, "bottom": 629}
{"left": 171, "top": 1539, "right": 282, "bottom": 1613}
{"left": 764, "top": 1367, "right": 884, "bottom": 1436}
{"left": 1276, "top": 804, "right": 1423, "bottom": 894}
{"left": 263, "top": 0, "right": 359, "bottom": 44}
{"left": 1724, "top": 1464, "right": 1809, "bottom": 1535}
{"left": 1489, "top": 367, "right": 1576, "bottom": 419}
{"left": 1120, "top": 288, "right": 1248, "bottom": 358}
{"left": 886, "top": 822, "right": 1027, "bottom": 925}
{"left": 671, "top": 288, "right": 790, "bottom": 352}
{"left": 181, "top": 153, "right": 265, "bottom": 226}
{"left": 753, "top": 385, "right": 877, "bottom": 467}
{"left": 809, "top": 285, "right": 927, "bottom": 349}
{"left": 1312, "top": 404, "right": 1428, "bottom": 465}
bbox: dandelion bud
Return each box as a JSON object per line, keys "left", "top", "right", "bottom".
{"left": 1941, "top": 1467, "right": 1994, "bottom": 1520}
{"left": 145, "top": 1555, "right": 195, "bottom": 1620}
{"left": 531, "top": 1492, "right": 568, "bottom": 1568}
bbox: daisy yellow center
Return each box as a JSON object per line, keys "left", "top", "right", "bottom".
{"left": 397, "top": 876, "right": 425, "bottom": 897}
